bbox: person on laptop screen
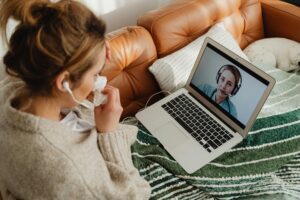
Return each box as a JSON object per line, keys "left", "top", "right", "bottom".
{"left": 197, "top": 64, "right": 242, "bottom": 118}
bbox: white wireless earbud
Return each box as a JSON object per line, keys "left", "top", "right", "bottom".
{"left": 63, "top": 80, "right": 72, "bottom": 94}
{"left": 62, "top": 80, "right": 94, "bottom": 109}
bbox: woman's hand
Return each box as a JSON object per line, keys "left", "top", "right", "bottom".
{"left": 94, "top": 85, "right": 123, "bottom": 133}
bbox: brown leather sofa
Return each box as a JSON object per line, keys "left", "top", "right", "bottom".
{"left": 0, "top": 1, "right": 299, "bottom": 199}
{"left": 102, "top": 0, "right": 300, "bottom": 119}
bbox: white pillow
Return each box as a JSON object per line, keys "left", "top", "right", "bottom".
{"left": 149, "top": 23, "right": 249, "bottom": 92}
{"left": 243, "top": 38, "right": 300, "bottom": 72}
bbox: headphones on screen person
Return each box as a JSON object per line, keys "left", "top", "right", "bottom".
{"left": 216, "top": 64, "right": 242, "bottom": 96}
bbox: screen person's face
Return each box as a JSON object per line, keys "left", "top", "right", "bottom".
{"left": 217, "top": 69, "right": 236, "bottom": 98}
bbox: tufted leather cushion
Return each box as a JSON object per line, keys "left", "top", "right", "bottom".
{"left": 138, "top": 0, "right": 264, "bottom": 57}
{"left": 102, "top": 26, "right": 160, "bottom": 118}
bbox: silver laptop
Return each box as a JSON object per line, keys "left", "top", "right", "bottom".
{"left": 136, "top": 37, "right": 275, "bottom": 174}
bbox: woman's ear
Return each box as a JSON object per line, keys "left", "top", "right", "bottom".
{"left": 55, "top": 71, "right": 70, "bottom": 92}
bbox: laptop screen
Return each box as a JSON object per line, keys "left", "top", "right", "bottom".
{"left": 190, "top": 43, "right": 269, "bottom": 129}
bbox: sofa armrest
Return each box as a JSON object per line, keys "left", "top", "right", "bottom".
{"left": 261, "top": 0, "right": 300, "bottom": 42}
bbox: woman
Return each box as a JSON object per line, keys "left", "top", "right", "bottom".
{"left": 198, "top": 65, "right": 242, "bottom": 118}
{"left": 0, "top": 0, "right": 151, "bottom": 199}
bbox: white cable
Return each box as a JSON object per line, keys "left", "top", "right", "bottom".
{"left": 63, "top": 81, "right": 94, "bottom": 109}
{"left": 140, "top": 90, "right": 171, "bottom": 112}
{"left": 121, "top": 116, "right": 139, "bottom": 126}
{"left": 69, "top": 89, "right": 94, "bottom": 109}
{"left": 121, "top": 90, "right": 171, "bottom": 125}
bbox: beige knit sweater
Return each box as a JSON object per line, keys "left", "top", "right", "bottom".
{"left": 0, "top": 77, "right": 151, "bottom": 200}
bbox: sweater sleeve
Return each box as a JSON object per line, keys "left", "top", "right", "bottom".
{"left": 97, "top": 124, "right": 151, "bottom": 200}
{"left": 97, "top": 124, "right": 137, "bottom": 169}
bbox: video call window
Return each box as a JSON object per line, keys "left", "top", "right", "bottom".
{"left": 190, "top": 45, "right": 269, "bottom": 128}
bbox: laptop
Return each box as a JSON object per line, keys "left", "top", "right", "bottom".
{"left": 136, "top": 37, "right": 275, "bottom": 174}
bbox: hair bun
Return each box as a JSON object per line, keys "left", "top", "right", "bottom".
{"left": 31, "top": 3, "right": 61, "bottom": 26}
{"left": 19, "top": 0, "right": 53, "bottom": 26}
{"left": 0, "top": 0, "right": 53, "bottom": 27}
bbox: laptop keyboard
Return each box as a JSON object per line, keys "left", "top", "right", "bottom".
{"left": 161, "top": 94, "right": 234, "bottom": 153}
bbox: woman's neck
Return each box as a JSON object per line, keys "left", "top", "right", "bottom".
{"left": 215, "top": 92, "right": 227, "bottom": 104}
{"left": 18, "top": 96, "right": 62, "bottom": 121}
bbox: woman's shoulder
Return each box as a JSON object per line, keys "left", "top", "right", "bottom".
{"left": 0, "top": 127, "right": 95, "bottom": 198}
{"left": 227, "top": 98, "right": 237, "bottom": 108}
{"left": 227, "top": 99, "right": 237, "bottom": 115}
{"left": 198, "top": 83, "right": 214, "bottom": 93}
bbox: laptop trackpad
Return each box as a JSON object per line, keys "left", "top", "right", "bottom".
{"left": 155, "top": 122, "right": 187, "bottom": 149}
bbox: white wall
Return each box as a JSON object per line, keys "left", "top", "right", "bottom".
{"left": 1, "top": 0, "right": 173, "bottom": 54}
{"left": 81, "top": 0, "right": 173, "bottom": 32}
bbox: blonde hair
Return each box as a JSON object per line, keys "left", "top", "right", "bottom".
{"left": 0, "top": 0, "right": 106, "bottom": 96}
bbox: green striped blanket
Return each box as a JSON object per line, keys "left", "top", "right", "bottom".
{"left": 131, "top": 66, "right": 300, "bottom": 200}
